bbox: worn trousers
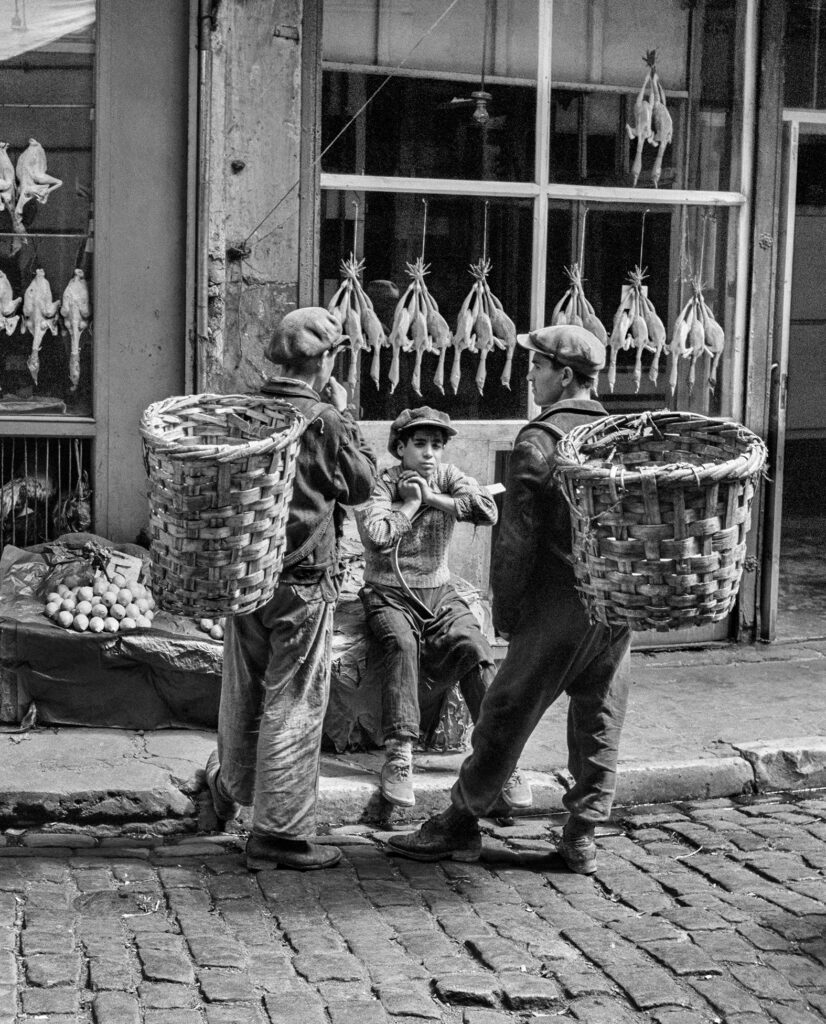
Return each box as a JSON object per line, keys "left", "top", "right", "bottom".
{"left": 217, "top": 580, "right": 336, "bottom": 839}
{"left": 360, "top": 581, "right": 496, "bottom": 742}
{"left": 452, "top": 579, "right": 631, "bottom": 825}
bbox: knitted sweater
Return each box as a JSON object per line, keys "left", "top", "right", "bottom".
{"left": 355, "top": 463, "right": 498, "bottom": 588}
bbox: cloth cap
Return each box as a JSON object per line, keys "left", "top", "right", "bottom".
{"left": 387, "top": 406, "right": 457, "bottom": 457}
{"left": 516, "top": 324, "right": 605, "bottom": 378}
{"left": 266, "top": 306, "right": 346, "bottom": 364}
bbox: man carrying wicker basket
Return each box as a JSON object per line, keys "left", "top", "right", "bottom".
{"left": 387, "top": 325, "right": 632, "bottom": 874}
{"left": 204, "top": 307, "right": 377, "bottom": 871}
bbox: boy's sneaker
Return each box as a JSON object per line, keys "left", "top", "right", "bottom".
{"left": 380, "top": 739, "right": 415, "bottom": 807}
{"left": 558, "top": 820, "right": 597, "bottom": 875}
{"left": 204, "top": 750, "right": 239, "bottom": 828}
{"left": 501, "top": 768, "right": 532, "bottom": 809}
{"left": 388, "top": 806, "right": 481, "bottom": 862}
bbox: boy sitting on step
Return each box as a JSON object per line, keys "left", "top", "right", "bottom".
{"left": 355, "top": 406, "right": 532, "bottom": 811}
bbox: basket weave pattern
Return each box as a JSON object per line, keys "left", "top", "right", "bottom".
{"left": 554, "top": 412, "right": 768, "bottom": 632}
{"left": 140, "top": 394, "right": 305, "bottom": 618}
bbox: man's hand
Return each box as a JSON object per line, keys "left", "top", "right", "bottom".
{"left": 324, "top": 376, "right": 348, "bottom": 412}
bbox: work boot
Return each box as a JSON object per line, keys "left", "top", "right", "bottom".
{"left": 558, "top": 818, "right": 597, "bottom": 875}
{"left": 387, "top": 805, "right": 481, "bottom": 862}
{"left": 500, "top": 767, "right": 532, "bottom": 809}
{"left": 204, "top": 750, "right": 239, "bottom": 829}
{"left": 380, "top": 737, "right": 415, "bottom": 807}
{"left": 245, "top": 833, "right": 342, "bottom": 871}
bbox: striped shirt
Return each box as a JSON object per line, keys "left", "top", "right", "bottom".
{"left": 355, "top": 463, "right": 498, "bottom": 588}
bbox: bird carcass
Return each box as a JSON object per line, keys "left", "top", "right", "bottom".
{"left": 21, "top": 268, "right": 60, "bottom": 385}
{"left": 0, "top": 270, "right": 20, "bottom": 335}
{"left": 15, "top": 139, "right": 62, "bottom": 218}
{"left": 0, "top": 142, "right": 25, "bottom": 247}
{"left": 454, "top": 259, "right": 516, "bottom": 395}
{"left": 61, "top": 269, "right": 91, "bottom": 391}
{"left": 387, "top": 258, "right": 450, "bottom": 396}
{"left": 327, "top": 255, "right": 384, "bottom": 390}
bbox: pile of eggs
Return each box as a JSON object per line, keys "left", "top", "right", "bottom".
{"left": 198, "top": 617, "right": 226, "bottom": 642}
{"left": 44, "top": 573, "right": 155, "bottom": 634}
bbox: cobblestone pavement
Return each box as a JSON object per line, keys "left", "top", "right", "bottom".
{"left": 1, "top": 792, "right": 826, "bottom": 1023}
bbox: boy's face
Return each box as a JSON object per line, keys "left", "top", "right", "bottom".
{"left": 397, "top": 428, "right": 446, "bottom": 479}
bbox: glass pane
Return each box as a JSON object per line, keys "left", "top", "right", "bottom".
{"left": 785, "top": 0, "right": 826, "bottom": 109}
{"left": 548, "top": 0, "right": 740, "bottom": 191}
{"left": 0, "top": 3, "right": 95, "bottom": 417}
{"left": 545, "top": 203, "right": 734, "bottom": 417}
{"left": 320, "top": 190, "right": 532, "bottom": 420}
{"left": 321, "top": 0, "right": 538, "bottom": 181}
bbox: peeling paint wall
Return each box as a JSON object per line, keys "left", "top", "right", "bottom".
{"left": 202, "top": 0, "right": 304, "bottom": 394}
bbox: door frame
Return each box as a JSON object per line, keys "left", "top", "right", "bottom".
{"left": 760, "top": 110, "right": 826, "bottom": 640}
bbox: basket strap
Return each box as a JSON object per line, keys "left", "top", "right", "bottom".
{"left": 281, "top": 504, "right": 336, "bottom": 570}
{"left": 281, "top": 399, "right": 336, "bottom": 571}
{"left": 514, "top": 416, "right": 574, "bottom": 568}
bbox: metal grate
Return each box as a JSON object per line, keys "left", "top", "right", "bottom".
{"left": 0, "top": 437, "right": 93, "bottom": 553}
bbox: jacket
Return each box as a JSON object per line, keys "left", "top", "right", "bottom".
{"left": 260, "top": 377, "right": 377, "bottom": 582}
{"left": 491, "top": 398, "right": 607, "bottom": 635}
{"left": 355, "top": 462, "right": 498, "bottom": 588}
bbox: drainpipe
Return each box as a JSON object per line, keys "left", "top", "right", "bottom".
{"left": 194, "top": 0, "right": 215, "bottom": 394}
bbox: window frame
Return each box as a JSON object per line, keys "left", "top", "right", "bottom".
{"left": 318, "top": 0, "right": 757, "bottom": 422}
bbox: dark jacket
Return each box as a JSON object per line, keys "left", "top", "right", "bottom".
{"left": 491, "top": 398, "right": 607, "bottom": 636}
{"left": 261, "top": 377, "right": 377, "bottom": 582}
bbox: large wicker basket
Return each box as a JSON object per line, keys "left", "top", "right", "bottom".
{"left": 140, "top": 393, "right": 305, "bottom": 618}
{"left": 553, "top": 411, "right": 768, "bottom": 632}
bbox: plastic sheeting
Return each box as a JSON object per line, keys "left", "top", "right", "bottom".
{"left": 0, "top": 538, "right": 221, "bottom": 729}
{"left": 0, "top": 0, "right": 94, "bottom": 62}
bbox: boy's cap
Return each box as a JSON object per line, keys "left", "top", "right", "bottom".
{"left": 516, "top": 324, "right": 605, "bottom": 378}
{"left": 266, "top": 307, "right": 346, "bottom": 364}
{"left": 387, "top": 406, "right": 457, "bottom": 457}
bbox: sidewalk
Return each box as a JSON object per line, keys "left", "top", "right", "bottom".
{"left": 1, "top": 639, "right": 826, "bottom": 832}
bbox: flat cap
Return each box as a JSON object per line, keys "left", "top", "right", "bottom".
{"left": 387, "top": 406, "right": 457, "bottom": 457}
{"left": 266, "top": 306, "right": 346, "bottom": 364}
{"left": 517, "top": 324, "right": 605, "bottom": 378}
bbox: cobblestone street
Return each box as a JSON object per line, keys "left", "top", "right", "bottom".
{"left": 1, "top": 792, "right": 826, "bottom": 1024}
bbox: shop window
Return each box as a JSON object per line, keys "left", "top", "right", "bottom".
{"left": 321, "top": 191, "right": 532, "bottom": 420}
{"left": 320, "top": 0, "right": 748, "bottom": 423}
{"left": 785, "top": 0, "right": 826, "bottom": 109}
{"left": 0, "top": 3, "right": 95, "bottom": 417}
{"left": 0, "top": 436, "right": 92, "bottom": 549}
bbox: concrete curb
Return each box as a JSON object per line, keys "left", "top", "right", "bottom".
{"left": 1, "top": 735, "right": 825, "bottom": 829}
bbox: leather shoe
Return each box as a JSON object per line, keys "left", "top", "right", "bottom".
{"left": 387, "top": 807, "right": 481, "bottom": 862}
{"left": 245, "top": 834, "right": 342, "bottom": 871}
{"left": 204, "top": 750, "right": 239, "bottom": 828}
{"left": 558, "top": 822, "right": 597, "bottom": 875}
{"left": 500, "top": 768, "right": 532, "bottom": 809}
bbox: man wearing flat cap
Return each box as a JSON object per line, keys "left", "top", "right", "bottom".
{"left": 205, "top": 307, "right": 377, "bottom": 871}
{"left": 389, "top": 325, "right": 631, "bottom": 874}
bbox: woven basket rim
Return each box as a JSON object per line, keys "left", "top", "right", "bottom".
{"left": 140, "top": 393, "right": 305, "bottom": 464}
{"left": 554, "top": 410, "right": 767, "bottom": 485}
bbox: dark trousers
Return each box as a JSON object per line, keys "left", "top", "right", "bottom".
{"left": 360, "top": 581, "right": 496, "bottom": 743}
{"left": 452, "top": 578, "right": 631, "bottom": 825}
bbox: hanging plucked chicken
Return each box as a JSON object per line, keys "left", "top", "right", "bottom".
{"left": 668, "top": 273, "right": 726, "bottom": 399}
{"left": 0, "top": 142, "right": 25, "bottom": 247}
{"left": 21, "top": 268, "right": 60, "bottom": 385}
{"left": 61, "top": 269, "right": 91, "bottom": 391}
{"left": 387, "top": 257, "right": 450, "bottom": 396}
{"left": 327, "top": 255, "right": 386, "bottom": 390}
{"left": 0, "top": 270, "right": 20, "bottom": 336}
{"left": 549, "top": 262, "right": 607, "bottom": 343}
{"left": 606, "top": 266, "right": 666, "bottom": 393}
{"left": 453, "top": 259, "right": 516, "bottom": 395}
{"left": 15, "top": 139, "right": 62, "bottom": 218}
{"left": 626, "top": 51, "right": 672, "bottom": 188}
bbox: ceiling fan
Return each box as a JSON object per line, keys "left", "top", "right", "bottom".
{"left": 438, "top": 0, "right": 500, "bottom": 128}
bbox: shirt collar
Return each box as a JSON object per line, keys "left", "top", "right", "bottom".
{"left": 261, "top": 376, "right": 321, "bottom": 400}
